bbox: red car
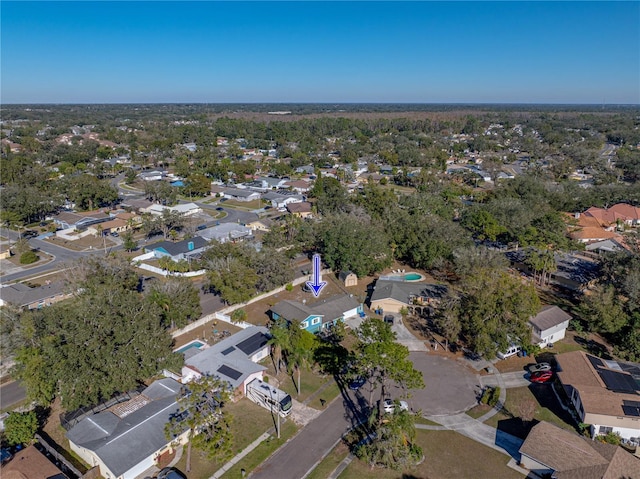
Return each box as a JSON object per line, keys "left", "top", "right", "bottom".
{"left": 530, "top": 370, "right": 553, "bottom": 383}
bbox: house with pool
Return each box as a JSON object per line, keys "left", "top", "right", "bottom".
{"left": 270, "top": 294, "right": 363, "bottom": 334}
{"left": 180, "top": 326, "right": 270, "bottom": 396}
{"left": 369, "top": 279, "right": 448, "bottom": 315}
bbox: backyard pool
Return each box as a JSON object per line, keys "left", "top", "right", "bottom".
{"left": 175, "top": 340, "right": 205, "bottom": 354}
{"left": 379, "top": 272, "right": 425, "bottom": 282}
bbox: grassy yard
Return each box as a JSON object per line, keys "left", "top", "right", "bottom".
{"left": 174, "top": 398, "right": 296, "bottom": 479}
{"left": 335, "top": 430, "right": 524, "bottom": 479}
{"left": 483, "top": 385, "right": 576, "bottom": 439}
{"left": 305, "top": 442, "right": 351, "bottom": 479}
{"left": 220, "top": 421, "right": 298, "bottom": 479}
{"left": 221, "top": 199, "right": 267, "bottom": 210}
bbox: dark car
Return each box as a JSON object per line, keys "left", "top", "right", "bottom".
{"left": 530, "top": 370, "right": 553, "bottom": 383}
{"left": 216, "top": 206, "right": 224, "bottom": 211}
{"left": 383, "top": 315, "right": 394, "bottom": 324}
{"left": 21, "top": 230, "right": 38, "bottom": 239}
{"left": 110, "top": 231, "right": 119, "bottom": 237}
{"left": 348, "top": 376, "right": 366, "bottom": 390}
{"left": 157, "top": 467, "right": 187, "bottom": 479}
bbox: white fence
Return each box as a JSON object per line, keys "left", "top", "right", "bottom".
{"left": 171, "top": 269, "right": 330, "bottom": 338}
{"left": 131, "top": 252, "right": 206, "bottom": 277}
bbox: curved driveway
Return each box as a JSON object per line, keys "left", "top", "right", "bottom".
{"left": 399, "top": 353, "right": 479, "bottom": 416}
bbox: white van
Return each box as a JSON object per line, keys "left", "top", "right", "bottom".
{"left": 497, "top": 343, "right": 522, "bottom": 360}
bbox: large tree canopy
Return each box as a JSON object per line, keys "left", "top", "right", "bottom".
{"left": 13, "top": 258, "right": 182, "bottom": 410}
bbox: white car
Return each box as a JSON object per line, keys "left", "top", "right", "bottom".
{"left": 527, "top": 362, "right": 552, "bottom": 373}
{"left": 383, "top": 399, "right": 409, "bottom": 414}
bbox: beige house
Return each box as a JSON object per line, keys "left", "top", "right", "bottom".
{"left": 247, "top": 218, "right": 274, "bottom": 232}
{"left": 556, "top": 351, "right": 640, "bottom": 441}
{"left": 286, "top": 201, "right": 313, "bottom": 218}
{"left": 519, "top": 421, "right": 639, "bottom": 478}
{"left": 369, "top": 280, "right": 447, "bottom": 314}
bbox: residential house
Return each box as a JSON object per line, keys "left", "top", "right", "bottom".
{"left": 255, "top": 176, "right": 289, "bottom": 190}
{"left": 222, "top": 188, "right": 261, "bottom": 202}
{"left": 529, "top": 305, "right": 572, "bottom": 347}
{"left": 518, "top": 421, "right": 639, "bottom": 479}
{"left": 145, "top": 236, "right": 209, "bottom": 262}
{"left": 556, "top": 351, "right": 640, "bottom": 441}
{"left": 286, "top": 201, "right": 313, "bottom": 218}
{"left": 181, "top": 326, "right": 269, "bottom": 395}
{"left": 89, "top": 218, "right": 128, "bottom": 235}
{"left": 505, "top": 249, "right": 601, "bottom": 292}
{"left": 283, "top": 179, "right": 311, "bottom": 194}
{"left": 138, "top": 170, "right": 166, "bottom": 181}
{"left": 339, "top": 271, "right": 358, "bottom": 287}
{"left": 66, "top": 378, "right": 189, "bottom": 479}
{"left": 198, "top": 223, "right": 252, "bottom": 243}
{"left": 568, "top": 213, "right": 621, "bottom": 243}
{"left": 369, "top": 279, "right": 447, "bottom": 315}
{"left": 1, "top": 444, "right": 69, "bottom": 479}
{"left": 262, "top": 191, "right": 304, "bottom": 209}
{"left": 0, "top": 281, "right": 73, "bottom": 310}
{"left": 144, "top": 203, "right": 202, "bottom": 217}
{"left": 52, "top": 210, "right": 110, "bottom": 231}
{"left": 271, "top": 294, "right": 362, "bottom": 334}
{"left": 295, "top": 165, "right": 315, "bottom": 175}
{"left": 583, "top": 203, "right": 640, "bottom": 229}
{"left": 246, "top": 218, "right": 274, "bottom": 232}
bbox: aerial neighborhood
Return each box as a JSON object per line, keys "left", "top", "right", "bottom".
{"left": 1, "top": 104, "right": 639, "bottom": 479}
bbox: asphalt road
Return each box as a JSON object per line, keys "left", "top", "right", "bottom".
{"left": 0, "top": 381, "right": 26, "bottom": 410}
{"left": 249, "top": 388, "right": 366, "bottom": 479}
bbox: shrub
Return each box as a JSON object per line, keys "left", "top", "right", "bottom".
{"left": 285, "top": 283, "right": 293, "bottom": 292}
{"left": 480, "top": 386, "right": 501, "bottom": 407}
{"left": 4, "top": 411, "right": 38, "bottom": 446}
{"left": 19, "top": 251, "right": 38, "bottom": 264}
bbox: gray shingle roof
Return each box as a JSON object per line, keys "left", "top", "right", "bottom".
{"left": 370, "top": 280, "right": 447, "bottom": 304}
{"left": 529, "top": 305, "right": 572, "bottom": 332}
{"left": 66, "top": 378, "right": 182, "bottom": 478}
{"left": 185, "top": 327, "right": 269, "bottom": 390}
{"left": 271, "top": 300, "right": 315, "bottom": 322}
{"left": 0, "top": 281, "right": 69, "bottom": 307}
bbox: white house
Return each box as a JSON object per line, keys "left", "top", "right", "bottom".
{"left": 262, "top": 191, "right": 304, "bottom": 209}
{"left": 529, "top": 305, "right": 572, "bottom": 347}
{"left": 222, "top": 188, "right": 261, "bottom": 202}
{"left": 182, "top": 327, "right": 270, "bottom": 395}
{"left": 66, "top": 378, "right": 189, "bottom": 479}
{"left": 144, "top": 202, "right": 202, "bottom": 217}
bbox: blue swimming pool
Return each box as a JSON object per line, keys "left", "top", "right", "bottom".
{"left": 175, "top": 340, "right": 204, "bottom": 354}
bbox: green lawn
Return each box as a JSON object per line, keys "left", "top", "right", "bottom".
{"left": 305, "top": 442, "right": 351, "bottom": 479}
{"left": 221, "top": 421, "right": 298, "bottom": 479}
{"left": 484, "top": 385, "right": 576, "bottom": 439}
{"left": 335, "top": 430, "right": 524, "bottom": 479}
{"left": 174, "top": 398, "right": 290, "bottom": 479}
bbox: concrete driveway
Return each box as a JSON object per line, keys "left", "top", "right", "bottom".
{"left": 397, "top": 353, "right": 480, "bottom": 416}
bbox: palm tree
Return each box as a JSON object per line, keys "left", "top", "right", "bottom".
{"left": 267, "top": 320, "right": 290, "bottom": 375}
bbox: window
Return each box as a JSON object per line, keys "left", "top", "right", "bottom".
{"left": 300, "top": 321, "right": 308, "bottom": 329}
{"left": 599, "top": 426, "right": 613, "bottom": 435}
{"left": 311, "top": 317, "right": 321, "bottom": 325}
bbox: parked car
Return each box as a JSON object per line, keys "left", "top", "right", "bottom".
{"left": 348, "top": 376, "right": 366, "bottom": 391}
{"left": 527, "top": 362, "right": 552, "bottom": 373}
{"left": 530, "top": 370, "right": 553, "bottom": 383}
{"left": 157, "top": 467, "right": 186, "bottom": 479}
{"left": 383, "top": 315, "right": 394, "bottom": 324}
{"left": 21, "top": 230, "right": 38, "bottom": 239}
{"left": 383, "top": 398, "right": 409, "bottom": 413}
{"left": 110, "top": 231, "right": 119, "bottom": 237}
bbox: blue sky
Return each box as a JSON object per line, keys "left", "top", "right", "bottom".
{"left": 2, "top": 1, "right": 639, "bottom": 104}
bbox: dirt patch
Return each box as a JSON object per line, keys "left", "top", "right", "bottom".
{"left": 45, "top": 234, "right": 117, "bottom": 252}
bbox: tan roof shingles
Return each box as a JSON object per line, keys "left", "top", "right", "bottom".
{"left": 1, "top": 445, "right": 67, "bottom": 479}
{"left": 556, "top": 351, "right": 640, "bottom": 417}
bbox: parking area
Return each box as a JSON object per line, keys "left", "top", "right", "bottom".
{"left": 391, "top": 353, "right": 480, "bottom": 416}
